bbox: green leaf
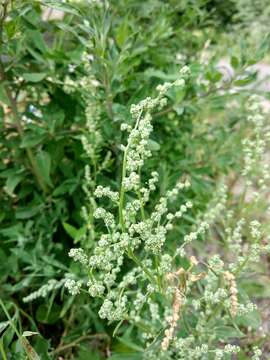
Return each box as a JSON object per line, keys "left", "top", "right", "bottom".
{"left": 5, "top": 20, "right": 17, "bottom": 39}
{"left": 22, "top": 73, "right": 47, "bottom": 83}
{"left": 115, "top": 336, "right": 144, "bottom": 352}
{"left": 0, "top": 321, "right": 10, "bottom": 333}
{"left": 62, "top": 222, "right": 86, "bottom": 242}
{"left": 22, "top": 331, "right": 39, "bottom": 337}
{"left": 62, "top": 222, "right": 78, "bottom": 239}
{"left": 234, "top": 74, "right": 256, "bottom": 87}
{"left": 21, "top": 133, "right": 46, "bottom": 148}
{"left": 34, "top": 337, "right": 50, "bottom": 360}
{"left": 0, "top": 85, "right": 9, "bottom": 104}
{"left": 52, "top": 179, "right": 78, "bottom": 196}
{"left": 16, "top": 205, "right": 43, "bottom": 219}
{"left": 144, "top": 68, "right": 178, "bottom": 81}
{"left": 41, "top": 1, "right": 81, "bottom": 16}
{"left": 214, "top": 325, "right": 244, "bottom": 340}
{"left": 236, "top": 310, "right": 261, "bottom": 329}
{"left": 36, "top": 304, "right": 61, "bottom": 324}
{"left": 26, "top": 30, "right": 48, "bottom": 54}
{"left": 36, "top": 151, "right": 53, "bottom": 187}
{"left": 116, "top": 20, "right": 129, "bottom": 48}
{"left": 148, "top": 139, "right": 160, "bottom": 151}
{"left": 108, "top": 353, "right": 142, "bottom": 360}
{"left": 78, "top": 349, "right": 103, "bottom": 360}
{"left": 5, "top": 174, "right": 24, "bottom": 195}
{"left": 231, "top": 55, "right": 239, "bottom": 69}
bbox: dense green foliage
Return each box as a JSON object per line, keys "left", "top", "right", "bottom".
{"left": 0, "top": 1, "right": 270, "bottom": 359}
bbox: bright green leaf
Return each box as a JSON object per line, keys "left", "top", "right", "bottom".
{"left": 22, "top": 73, "right": 47, "bottom": 83}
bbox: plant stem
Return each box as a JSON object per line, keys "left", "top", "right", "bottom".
{"left": 52, "top": 334, "right": 109, "bottom": 355}
{"left": 0, "top": 340, "right": 7, "bottom": 360}
{"left": 119, "top": 148, "right": 128, "bottom": 231}
{"left": 0, "top": 3, "right": 48, "bottom": 194}
{"left": 127, "top": 247, "right": 156, "bottom": 283}
{"left": 0, "top": 300, "right": 40, "bottom": 360}
{"left": 0, "top": 64, "right": 48, "bottom": 193}
{"left": 0, "top": 299, "right": 20, "bottom": 338}
{"left": 118, "top": 110, "right": 143, "bottom": 231}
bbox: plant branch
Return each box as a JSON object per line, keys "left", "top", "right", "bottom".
{"left": 52, "top": 334, "right": 110, "bottom": 355}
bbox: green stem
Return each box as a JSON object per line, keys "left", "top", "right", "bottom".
{"left": 154, "top": 255, "right": 162, "bottom": 292}
{"left": 0, "top": 299, "right": 20, "bottom": 338}
{"left": 52, "top": 334, "right": 109, "bottom": 355}
{"left": 127, "top": 247, "right": 156, "bottom": 284}
{"left": 0, "top": 64, "right": 48, "bottom": 194}
{"left": 136, "top": 188, "right": 145, "bottom": 221}
{"left": 118, "top": 110, "right": 143, "bottom": 231}
{"left": 119, "top": 149, "right": 128, "bottom": 231}
{"left": 0, "top": 340, "right": 7, "bottom": 360}
{"left": 0, "top": 300, "right": 40, "bottom": 360}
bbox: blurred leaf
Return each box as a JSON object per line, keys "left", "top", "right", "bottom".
{"left": 0, "top": 85, "right": 9, "bottom": 104}
{"left": 22, "top": 73, "right": 47, "bottom": 82}
{"left": 115, "top": 20, "right": 130, "bottom": 48}
{"left": 21, "top": 337, "right": 41, "bottom": 360}
{"left": 231, "top": 55, "right": 239, "bottom": 69}
{"left": 22, "top": 331, "right": 39, "bottom": 337}
{"left": 236, "top": 310, "right": 261, "bottom": 330}
{"left": 21, "top": 133, "right": 46, "bottom": 148}
{"left": 62, "top": 222, "right": 86, "bottom": 242}
{"left": 36, "top": 304, "right": 61, "bottom": 324}
{"left": 108, "top": 353, "right": 142, "bottom": 360}
{"left": 36, "top": 151, "right": 53, "bottom": 187}
{"left": 5, "top": 173, "right": 24, "bottom": 195}
{"left": 41, "top": 1, "right": 81, "bottom": 16}
{"left": 16, "top": 205, "right": 43, "bottom": 219}
{"left": 0, "top": 321, "right": 10, "bottom": 334}
{"left": 26, "top": 30, "right": 48, "bottom": 54}
{"left": 214, "top": 325, "right": 244, "bottom": 340}
{"left": 148, "top": 139, "right": 160, "bottom": 151}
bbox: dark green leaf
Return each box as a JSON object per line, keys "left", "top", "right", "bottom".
{"left": 36, "top": 151, "right": 53, "bottom": 187}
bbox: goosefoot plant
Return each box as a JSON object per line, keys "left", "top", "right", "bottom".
{"left": 65, "top": 68, "right": 269, "bottom": 359}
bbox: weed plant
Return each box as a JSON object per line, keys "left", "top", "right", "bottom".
{"left": 0, "top": 1, "right": 270, "bottom": 359}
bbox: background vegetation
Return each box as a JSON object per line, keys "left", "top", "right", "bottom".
{"left": 0, "top": 0, "right": 270, "bottom": 359}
